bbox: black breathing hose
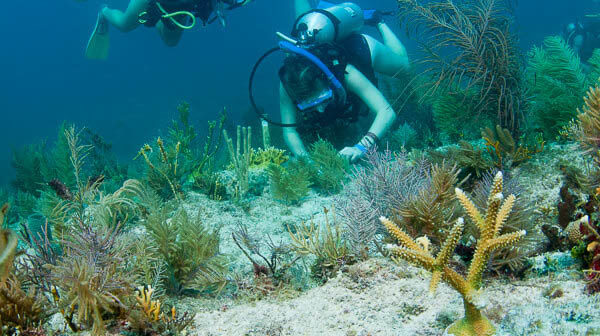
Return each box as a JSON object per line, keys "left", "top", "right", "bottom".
{"left": 248, "top": 46, "right": 298, "bottom": 128}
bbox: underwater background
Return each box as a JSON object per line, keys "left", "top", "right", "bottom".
{"left": 4, "top": 0, "right": 600, "bottom": 335}
{"left": 0, "top": 0, "right": 598, "bottom": 185}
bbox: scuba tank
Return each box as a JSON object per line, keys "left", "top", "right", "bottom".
{"left": 292, "top": 2, "right": 364, "bottom": 45}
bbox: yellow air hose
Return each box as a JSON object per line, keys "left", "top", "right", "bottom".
{"left": 139, "top": 2, "right": 196, "bottom": 30}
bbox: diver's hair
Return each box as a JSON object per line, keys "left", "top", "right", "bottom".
{"left": 280, "top": 56, "right": 325, "bottom": 101}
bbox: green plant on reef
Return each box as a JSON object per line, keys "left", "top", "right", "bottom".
{"left": 12, "top": 191, "right": 37, "bottom": 222}
{"left": 11, "top": 123, "right": 121, "bottom": 201}
{"left": 526, "top": 36, "right": 587, "bottom": 138}
{"left": 576, "top": 85, "right": 600, "bottom": 162}
{"left": 267, "top": 157, "right": 313, "bottom": 205}
{"left": 382, "top": 172, "right": 525, "bottom": 336}
{"left": 182, "top": 106, "right": 227, "bottom": 198}
{"left": 0, "top": 272, "right": 52, "bottom": 334}
{"left": 288, "top": 207, "right": 354, "bottom": 281}
{"left": 168, "top": 102, "right": 196, "bottom": 155}
{"left": 224, "top": 125, "right": 252, "bottom": 201}
{"left": 136, "top": 137, "right": 183, "bottom": 201}
{"left": 49, "top": 126, "right": 140, "bottom": 238}
{"left": 397, "top": 0, "right": 525, "bottom": 131}
{"left": 41, "top": 125, "right": 141, "bottom": 333}
{"left": 11, "top": 143, "right": 47, "bottom": 197}
{"left": 139, "top": 192, "right": 227, "bottom": 295}
{"left": 428, "top": 141, "right": 494, "bottom": 179}
{"left": 49, "top": 221, "right": 133, "bottom": 336}
{"left": 481, "top": 125, "right": 545, "bottom": 168}
{"left": 309, "top": 139, "right": 349, "bottom": 193}
{"left": 433, "top": 88, "right": 492, "bottom": 142}
{"left": 586, "top": 49, "right": 600, "bottom": 84}
{"left": 395, "top": 161, "right": 462, "bottom": 247}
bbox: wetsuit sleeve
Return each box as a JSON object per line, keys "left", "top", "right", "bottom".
{"left": 280, "top": 82, "right": 309, "bottom": 157}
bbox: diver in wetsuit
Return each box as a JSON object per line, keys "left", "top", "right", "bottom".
{"left": 278, "top": 1, "right": 410, "bottom": 163}
{"left": 85, "top": 0, "right": 253, "bottom": 59}
{"left": 564, "top": 17, "right": 600, "bottom": 64}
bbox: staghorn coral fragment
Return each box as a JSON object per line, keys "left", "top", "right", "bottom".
{"left": 383, "top": 172, "right": 525, "bottom": 336}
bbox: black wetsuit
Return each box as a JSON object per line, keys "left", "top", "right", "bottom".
{"left": 567, "top": 18, "right": 600, "bottom": 62}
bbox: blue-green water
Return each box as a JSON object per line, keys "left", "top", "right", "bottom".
{"left": 0, "top": 0, "right": 596, "bottom": 184}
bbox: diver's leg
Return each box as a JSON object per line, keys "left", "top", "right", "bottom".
{"left": 102, "top": 0, "right": 150, "bottom": 32}
{"left": 156, "top": 21, "right": 184, "bottom": 47}
{"left": 363, "top": 23, "right": 410, "bottom": 77}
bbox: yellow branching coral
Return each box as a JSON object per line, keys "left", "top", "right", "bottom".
{"left": 130, "top": 285, "right": 193, "bottom": 334}
{"left": 383, "top": 172, "right": 525, "bottom": 336}
{"left": 0, "top": 204, "right": 17, "bottom": 286}
{"left": 136, "top": 285, "right": 162, "bottom": 322}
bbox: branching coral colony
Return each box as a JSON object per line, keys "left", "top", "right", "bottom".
{"left": 382, "top": 172, "right": 525, "bottom": 336}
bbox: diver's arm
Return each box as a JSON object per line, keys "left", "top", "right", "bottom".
{"left": 280, "top": 82, "right": 309, "bottom": 157}
{"left": 102, "top": 0, "right": 150, "bottom": 32}
{"left": 294, "top": 0, "right": 312, "bottom": 19}
{"left": 346, "top": 65, "right": 396, "bottom": 142}
{"left": 363, "top": 26, "right": 410, "bottom": 77}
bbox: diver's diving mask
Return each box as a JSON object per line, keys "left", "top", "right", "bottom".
{"left": 249, "top": 39, "right": 347, "bottom": 127}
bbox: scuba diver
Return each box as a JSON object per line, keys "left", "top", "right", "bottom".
{"left": 276, "top": 0, "right": 410, "bottom": 163}
{"left": 564, "top": 16, "right": 600, "bottom": 65}
{"left": 85, "top": 0, "right": 253, "bottom": 59}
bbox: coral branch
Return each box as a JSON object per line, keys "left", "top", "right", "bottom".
{"left": 383, "top": 171, "right": 525, "bottom": 335}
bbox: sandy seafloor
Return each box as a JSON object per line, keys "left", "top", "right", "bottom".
{"left": 184, "top": 142, "right": 600, "bottom": 336}
{"left": 47, "top": 143, "right": 600, "bottom": 335}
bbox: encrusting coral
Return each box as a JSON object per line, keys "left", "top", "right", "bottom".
{"left": 382, "top": 172, "right": 525, "bottom": 336}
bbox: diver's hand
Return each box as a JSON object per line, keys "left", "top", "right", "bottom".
{"left": 339, "top": 145, "right": 366, "bottom": 163}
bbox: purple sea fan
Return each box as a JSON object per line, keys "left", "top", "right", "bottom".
{"left": 336, "top": 149, "right": 426, "bottom": 256}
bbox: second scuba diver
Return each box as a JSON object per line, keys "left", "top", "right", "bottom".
{"left": 277, "top": 0, "right": 410, "bottom": 163}
{"left": 85, "top": 0, "right": 253, "bottom": 59}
